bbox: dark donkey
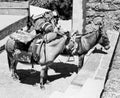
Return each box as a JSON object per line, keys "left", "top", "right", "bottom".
{"left": 5, "top": 30, "right": 69, "bottom": 89}
{"left": 65, "top": 23, "right": 110, "bottom": 70}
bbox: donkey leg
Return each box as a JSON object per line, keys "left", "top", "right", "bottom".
{"left": 7, "top": 54, "right": 12, "bottom": 70}
{"left": 78, "top": 54, "right": 85, "bottom": 72}
{"left": 40, "top": 66, "right": 48, "bottom": 89}
{"left": 8, "top": 55, "right": 19, "bottom": 80}
{"left": 11, "top": 61, "right": 19, "bottom": 80}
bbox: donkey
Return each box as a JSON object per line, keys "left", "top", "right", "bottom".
{"left": 65, "top": 24, "right": 110, "bottom": 70}
{"left": 5, "top": 30, "right": 69, "bottom": 89}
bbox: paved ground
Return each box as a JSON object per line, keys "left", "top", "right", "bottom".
{"left": 0, "top": 49, "right": 79, "bottom": 98}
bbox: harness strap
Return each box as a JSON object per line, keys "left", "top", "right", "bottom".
{"left": 35, "top": 38, "right": 47, "bottom": 64}
{"left": 41, "top": 22, "right": 50, "bottom": 29}
{"left": 36, "top": 39, "right": 44, "bottom": 56}
{"left": 79, "top": 37, "right": 87, "bottom": 53}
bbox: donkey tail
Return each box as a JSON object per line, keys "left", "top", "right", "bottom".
{"left": 5, "top": 38, "right": 15, "bottom": 70}
{"left": 7, "top": 53, "right": 12, "bottom": 70}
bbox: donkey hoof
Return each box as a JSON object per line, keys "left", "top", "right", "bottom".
{"left": 46, "top": 80, "right": 50, "bottom": 85}
{"left": 40, "top": 85, "right": 45, "bottom": 90}
{"left": 12, "top": 74, "right": 19, "bottom": 80}
{"left": 40, "top": 81, "right": 45, "bottom": 89}
{"left": 30, "top": 70, "right": 36, "bottom": 74}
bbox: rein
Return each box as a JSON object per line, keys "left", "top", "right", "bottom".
{"left": 71, "top": 24, "right": 103, "bottom": 41}
{"left": 71, "top": 30, "right": 98, "bottom": 38}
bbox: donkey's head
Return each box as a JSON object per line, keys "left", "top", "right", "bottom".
{"left": 99, "top": 31, "right": 110, "bottom": 50}
{"left": 93, "top": 18, "right": 110, "bottom": 50}
{"left": 65, "top": 30, "right": 80, "bottom": 55}
{"left": 98, "top": 23, "right": 110, "bottom": 50}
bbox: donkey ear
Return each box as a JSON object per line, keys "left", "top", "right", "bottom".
{"left": 74, "top": 30, "right": 79, "bottom": 35}
{"left": 31, "top": 14, "right": 34, "bottom": 18}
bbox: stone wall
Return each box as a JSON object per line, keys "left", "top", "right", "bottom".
{"left": 85, "top": 0, "right": 120, "bottom": 34}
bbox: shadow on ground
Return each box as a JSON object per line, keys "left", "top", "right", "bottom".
{"left": 16, "top": 62, "right": 78, "bottom": 85}
{"left": 92, "top": 47, "right": 108, "bottom": 54}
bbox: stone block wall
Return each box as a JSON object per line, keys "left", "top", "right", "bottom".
{"left": 85, "top": 0, "right": 120, "bottom": 34}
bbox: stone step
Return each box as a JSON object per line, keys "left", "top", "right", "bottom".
{"left": 64, "top": 84, "right": 82, "bottom": 96}
{"left": 74, "top": 78, "right": 104, "bottom": 98}
{"left": 49, "top": 78, "right": 104, "bottom": 98}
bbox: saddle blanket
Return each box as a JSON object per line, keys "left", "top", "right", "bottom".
{"left": 13, "top": 43, "right": 40, "bottom": 63}
{"left": 13, "top": 50, "right": 32, "bottom": 63}
{"left": 10, "top": 31, "right": 35, "bottom": 44}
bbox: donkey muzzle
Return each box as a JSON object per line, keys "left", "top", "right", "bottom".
{"left": 104, "top": 45, "right": 110, "bottom": 50}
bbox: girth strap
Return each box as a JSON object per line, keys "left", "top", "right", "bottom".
{"left": 28, "top": 38, "right": 46, "bottom": 63}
